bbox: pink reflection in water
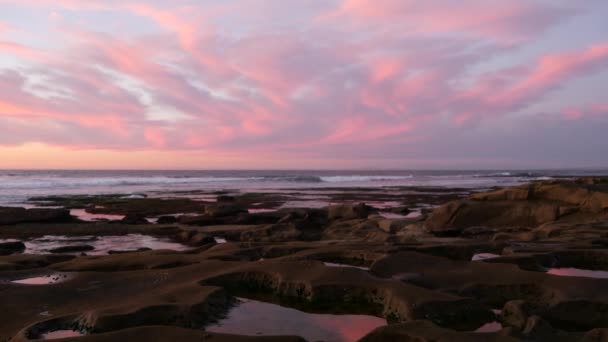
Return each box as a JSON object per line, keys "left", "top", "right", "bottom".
{"left": 70, "top": 209, "right": 124, "bottom": 222}
{"left": 22, "top": 234, "right": 190, "bottom": 255}
{"left": 12, "top": 273, "right": 72, "bottom": 285}
{"left": 379, "top": 211, "right": 422, "bottom": 219}
{"left": 247, "top": 208, "right": 278, "bottom": 214}
{"left": 475, "top": 321, "right": 503, "bottom": 333}
{"left": 471, "top": 253, "right": 501, "bottom": 261}
{"left": 41, "top": 330, "right": 84, "bottom": 340}
{"left": 206, "top": 298, "right": 386, "bottom": 342}
{"left": 547, "top": 268, "right": 608, "bottom": 279}
{"left": 324, "top": 262, "right": 370, "bottom": 271}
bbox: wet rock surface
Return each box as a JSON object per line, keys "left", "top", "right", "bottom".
{"left": 1, "top": 179, "right": 608, "bottom": 341}
{"left": 0, "top": 207, "right": 73, "bottom": 225}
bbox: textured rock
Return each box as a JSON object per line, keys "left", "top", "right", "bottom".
{"left": 49, "top": 245, "right": 95, "bottom": 254}
{"left": 0, "top": 207, "right": 72, "bottom": 225}
{"left": 327, "top": 203, "right": 372, "bottom": 220}
{"left": 0, "top": 241, "right": 26, "bottom": 255}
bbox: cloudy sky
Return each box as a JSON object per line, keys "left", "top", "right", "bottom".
{"left": 0, "top": 0, "right": 607, "bottom": 169}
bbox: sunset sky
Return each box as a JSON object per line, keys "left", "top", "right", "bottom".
{"left": 0, "top": 0, "right": 607, "bottom": 169}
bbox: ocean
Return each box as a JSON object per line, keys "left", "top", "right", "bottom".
{"left": 1, "top": 169, "right": 607, "bottom": 206}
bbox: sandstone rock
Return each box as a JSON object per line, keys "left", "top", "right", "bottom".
{"left": 502, "top": 300, "right": 532, "bottom": 330}
{"left": 0, "top": 207, "right": 72, "bottom": 225}
{"left": 522, "top": 315, "right": 555, "bottom": 340}
{"left": 216, "top": 195, "right": 236, "bottom": 202}
{"left": 156, "top": 215, "right": 177, "bottom": 224}
{"left": 189, "top": 233, "right": 215, "bottom": 246}
{"left": 359, "top": 321, "right": 516, "bottom": 342}
{"left": 378, "top": 219, "right": 409, "bottom": 234}
{"left": 205, "top": 204, "right": 247, "bottom": 217}
{"left": 471, "top": 186, "right": 531, "bottom": 201}
{"left": 49, "top": 245, "right": 95, "bottom": 254}
{"left": 120, "top": 214, "right": 148, "bottom": 225}
{"left": 0, "top": 241, "right": 25, "bottom": 255}
{"left": 327, "top": 203, "right": 372, "bottom": 220}
{"left": 240, "top": 223, "right": 302, "bottom": 242}
{"left": 425, "top": 200, "right": 559, "bottom": 233}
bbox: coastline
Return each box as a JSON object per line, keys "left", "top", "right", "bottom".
{"left": 1, "top": 177, "right": 607, "bottom": 341}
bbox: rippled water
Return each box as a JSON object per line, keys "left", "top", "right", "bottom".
{"left": 1, "top": 234, "right": 189, "bottom": 255}
{"left": 0, "top": 169, "right": 583, "bottom": 205}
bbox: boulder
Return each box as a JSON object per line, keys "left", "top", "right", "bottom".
{"left": 424, "top": 200, "right": 560, "bottom": 233}
{"left": 502, "top": 300, "right": 532, "bottom": 330}
{"left": 471, "top": 186, "right": 531, "bottom": 201}
{"left": 327, "top": 203, "right": 372, "bottom": 220}
{"left": 378, "top": 219, "right": 409, "bottom": 234}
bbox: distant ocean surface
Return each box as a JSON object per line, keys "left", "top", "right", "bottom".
{"left": 0, "top": 169, "right": 607, "bottom": 205}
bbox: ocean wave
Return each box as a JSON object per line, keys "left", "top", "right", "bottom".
{"left": 0, "top": 174, "right": 420, "bottom": 190}
{"left": 255, "top": 176, "right": 324, "bottom": 183}
{"left": 474, "top": 172, "right": 548, "bottom": 178}
{"left": 320, "top": 175, "right": 414, "bottom": 182}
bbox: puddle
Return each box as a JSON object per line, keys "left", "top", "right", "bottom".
{"left": 19, "top": 234, "right": 190, "bottom": 255}
{"left": 214, "top": 237, "right": 228, "bottom": 244}
{"left": 546, "top": 268, "right": 608, "bottom": 279}
{"left": 70, "top": 209, "right": 125, "bottom": 222}
{"left": 324, "top": 262, "right": 370, "bottom": 271}
{"left": 12, "top": 273, "right": 73, "bottom": 285}
{"left": 471, "top": 253, "right": 501, "bottom": 261}
{"left": 279, "top": 200, "right": 330, "bottom": 209}
{"left": 475, "top": 321, "right": 503, "bottom": 333}
{"left": 120, "top": 194, "right": 146, "bottom": 199}
{"left": 206, "top": 298, "right": 386, "bottom": 342}
{"left": 40, "top": 330, "right": 85, "bottom": 340}
{"left": 367, "top": 201, "right": 402, "bottom": 209}
{"left": 378, "top": 211, "right": 421, "bottom": 220}
{"left": 248, "top": 208, "right": 278, "bottom": 214}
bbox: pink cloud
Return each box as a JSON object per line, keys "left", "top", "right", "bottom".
{"left": 563, "top": 104, "right": 608, "bottom": 121}
{"left": 323, "top": 0, "right": 573, "bottom": 42}
{"left": 0, "top": 1, "right": 606, "bottom": 168}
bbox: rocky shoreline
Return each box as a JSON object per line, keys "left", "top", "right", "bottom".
{"left": 1, "top": 178, "right": 608, "bottom": 341}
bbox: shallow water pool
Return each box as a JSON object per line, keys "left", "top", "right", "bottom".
{"left": 40, "top": 330, "right": 85, "bottom": 340}
{"left": 206, "top": 298, "right": 386, "bottom": 341}
{"left": 14, "top": 234, "right": 190, "bottom": 255}
{"left": 546, "top": 268, "right": 608, "bottom": 279}
{"left": 12, "top": 273, "right": 73, "bottom": 285}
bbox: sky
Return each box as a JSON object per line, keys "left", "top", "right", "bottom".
{"left": 0, "top": 0, "right": 607, "bottom": 170}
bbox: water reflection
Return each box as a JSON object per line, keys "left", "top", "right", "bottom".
{"left": 19, "top": 234, "right": 189, "bottom": 255}
{"left": 475, "top": 321, "right": 503, "bottom": 333}
{"left": 471, "top": 253, "right": 501, "bottom": 261}
{"left": 40, "top": 330, "right": 84, "bottom": 340}
{"left": 324, "top": 262, "right": 370, "bottom": 271}
{"left": 12, "top": 273, "right": 73, "bottom": 285}
{"left": 70, "top": 209, "right": 125, "bottom": 222}
{"left": 546, "top": 268, "right": 608, "bottom": 279}
{"left": 206, "top": 298, "right": 386, "bottom": 342}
